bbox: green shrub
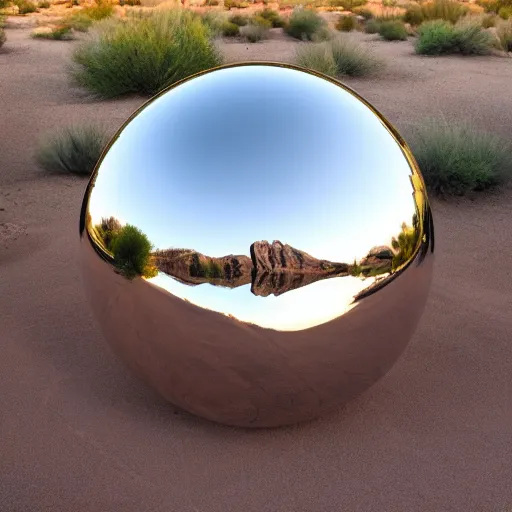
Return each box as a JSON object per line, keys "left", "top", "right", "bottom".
{"left": 70, "top": 9, "right": 222, "bottom": 98}
{"left": 203, "top": 0, "right": 219, "bottom": 5}
{"left": 241, "top": 21, "right": 268, "bottom": 41}
{"left": 285, "top": 8, "right": 328, "bottom": 40}
{"left": 120, "top": 0, "right": 141, "bottom": 5}
{"left": 296, "top": 36, "right": 383, "bottom": 77}
{"left": 499, "top": 5, "right": 512, "bottom": 17}
{"left": 415, "top": 19, "right": 457, "bottom": 52}
{"left": 365, "top": 18, "right": 380, "bottom": 32}
{"left": 111, "top": 225, "right": 157, "bottom": 279}
{"left": 222, "top": 19, "right": 240, "bottom": 35}
{"left": 0, "top": 0, "right": 10, "bottom": 8}
{"left": 415, "top": 19, "right": 493, "bottom": 54}
{"left": 38, "top": 0, "right": 50, "bottom": 7}
{"left": 496, "top": 18, "right": 512, "bottom": 49}
{"left": 0, "top": 27, "right": 5, "bottom": 48}
{"left": 228, "top": 13, "right": 248, "bottom": 25}
{"left": 455, "top": 19, "right": 495, "bottom": 53}
{"left": 408, "top": 120, "right": 512, "bottom": 196}
{"left": 336, "top": 14, "right": 356, "bottom": 31}
{"left": 252, "top": 14, "right": 272, "bottom": 27}
{"left": 378, "top": 19, "right": 408, "bottom": 39}
{"left": 35, "top": 125, "right": 108, "bottom": 175}
{"left": 32, "top": 24, "right": 74, "bottom": 39}
{"left": 403, "top": 4, "right": 424, "bottom": 25}
{"left": 15, "top": 0, "right": 38, "bottom": 13}
{"left": 256, "top": 7, "right": 285, "bottom": 27}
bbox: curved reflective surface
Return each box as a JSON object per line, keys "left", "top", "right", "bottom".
{"left": 80, "top": 63, "right": 435, "bottom": 428}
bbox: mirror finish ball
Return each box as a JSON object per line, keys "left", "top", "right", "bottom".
{"left": 80, "top": 63, "right": 434, "bottom": 428}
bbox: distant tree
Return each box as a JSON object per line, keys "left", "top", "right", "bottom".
{"left": 391, "top": 221, "right": 419, "bottom": 271}
{"left": 110, "top": 224, "right": 157, "bottom": 279}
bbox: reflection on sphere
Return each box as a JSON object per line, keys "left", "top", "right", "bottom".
{"left": 80, "top": 63, "right": 434, "bottom": 428}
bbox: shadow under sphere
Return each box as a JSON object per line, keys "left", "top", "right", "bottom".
{"left": 80, "top": 63, "right": 435, "bottom": 428}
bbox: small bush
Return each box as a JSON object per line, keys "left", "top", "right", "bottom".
{"left": 32, "top": 24, "right": 74, "bottom": 39}
{"left": 415, "top": 19, "right": 457, "bottom": 52}
{"left": 285, "top": 8, "right": 328, "bottom": 40}
{"left": 496, "top": 18, "right": 512, "bottom": 49}
{"left": 403, "top": 4, "right": 424, "bottom": 25}
{"left": 378, "top": 19, "right": 408, "bottom": 39}
{"left": 15, "top": 0, "right": 38, "bottom": 13}
{"left": 0, "top": 0, "right": 10, "bottom": 8}
{"left": 222, "top": 20, "right": 240, "bottom": 35}
{"left": 203, "top": 0, "right": 219, "bottom": 5}
{"left": 499, "top": 5, "right": 512, "bottom": 17}
{"left": 256, "top": 8, "right": 286, "bottom": 28}
{"left": 365, "top": 18, "right": 380, "bottom": 32}
{"left": 336, "top": 14, "right": 356, "bottom": 31}
{"left": 256, "top": 7, "right": 285, "bottom": 27}
{"left": 111, "top": 225, "right": 157, "bottom": 279}
{"left": 252, "top": 14, "right": 272, "bottom": 27}
{"left": 241, "top": 21, "right": 268, "bottom": 41}
{"left": 296, "top": 42, "right": 337, "bottom": 75}
{"left": 0, "top": 27, "right": 5, "bottom": 48}
{"left": 455, "top": 19, "right": 495, "bottom": 53}
{"left": 228, "top": 13, "right": 248, "bottom": 25}
{"left": 35, "top": 125, "right": 108, "bottom": 176}
{"left": 409, "top": 120, "right": 512, "bottom": 196}
{"left": 296, "top": 36, "right": 383, "bottom": 77}
{"left": 415, "top": 19, "right": 493, "bottom": 54}
{"left": 38, "top": 0, "right": 50, "bottom": 7}
{"left": 120, "top": 0, "right": 141, "bottom": 5}
{"left": 70, "top": 9, "right": 222, "bottom": 98}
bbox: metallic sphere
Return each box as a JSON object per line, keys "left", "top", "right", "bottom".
{"left": 80, "top": 63, "right": 435, "bottom": 428}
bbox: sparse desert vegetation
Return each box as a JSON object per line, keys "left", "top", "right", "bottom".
{"left": 377, "top": 19, "right": 408, "bottom": 40}
{"left": 415, "top": 19, "right": 495, "bottom": 54}
{"left": 2, "top": 0, "right": 511, "bottom": 200}
{"left": 2, "top": 0, "right": 512, "bottom": 502}
{"left": 35, "top": 125, "right": 108, "bottom": 175}
{"left": 285, "top": 7, "right": 330, "bottom": 40}
{"left": 296, "top": 36, "right": 384, "bottom": 76}
{"left": 69, "top": 8, "right": 222, "bottom": 97}
{"left": 409, "top": 119, "right": 512, "bottom": 195}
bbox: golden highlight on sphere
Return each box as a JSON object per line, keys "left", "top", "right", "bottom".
{"left": 80, "top": 63, "right": 435, "bottom": 428}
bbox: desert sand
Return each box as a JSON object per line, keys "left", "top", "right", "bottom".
{"left": 1, "top": 23, "right": 512, "bottom": 511}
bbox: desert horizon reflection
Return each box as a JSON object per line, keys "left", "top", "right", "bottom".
{"left": 86, "top": 211, "right": 423, "bottom": 330}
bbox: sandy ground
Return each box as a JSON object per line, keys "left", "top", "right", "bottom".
{"left": 1, "top": 24, "right": 512, "bottom": 511}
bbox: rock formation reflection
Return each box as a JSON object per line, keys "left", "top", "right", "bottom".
{"left": 88, "top": 212, "right": 429, "bottom": 304}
